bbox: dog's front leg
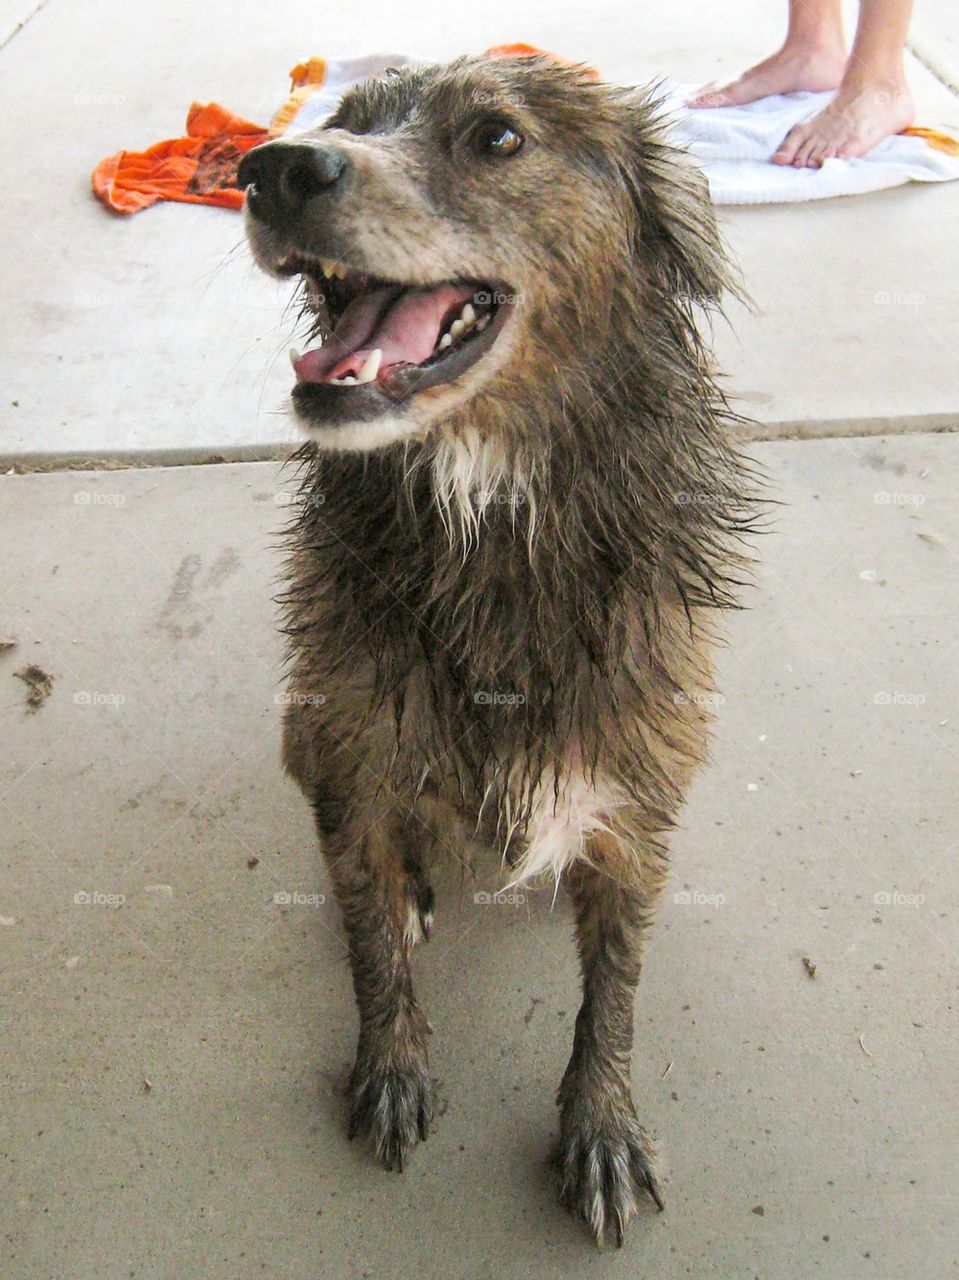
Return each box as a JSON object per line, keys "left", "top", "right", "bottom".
{"left": 319, "top": 802, "right": 433, "bottom": 1171}
{"left": 556, "top": 833, "right": 667, "bottom": 1245}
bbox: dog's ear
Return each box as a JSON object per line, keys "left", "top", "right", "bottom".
{"left": 618, "top": 97, "right": 729, "bottom": 306}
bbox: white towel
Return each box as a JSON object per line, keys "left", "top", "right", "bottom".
{"left": 285, "top": 55, "right": 416, "bottom": 134}
{"left": 283, "top": 57, "right": 959, "bottom": 206}
{"left": 667, "top": 84, "right": 959, "bottom": 204}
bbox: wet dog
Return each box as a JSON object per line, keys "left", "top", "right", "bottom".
{"left": 240, "top": 53, "right": 755, "bottom": 1246}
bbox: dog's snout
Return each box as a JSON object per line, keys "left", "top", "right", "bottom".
{"left": 239, "top": 141, "right": 349, "bottom": 221}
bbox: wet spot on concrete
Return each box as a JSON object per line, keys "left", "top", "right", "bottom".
{"left": 158, "top": 549, "right": 240, "bottom": 639}
{"left": 862, "top": 449, "right": 907, "bottom": 476}
{"left": 206, "top": 547, "right": 241, "bottom": 588}
{"left": 158, "top": 554, "right": 205, "bottom": 639}
{"left": 523, "top": 996, "right": 543, "bottom": 1026}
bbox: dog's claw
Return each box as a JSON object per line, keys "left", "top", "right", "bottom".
{"left": 347, "top": 1052, "right": 432, "bottom": 1172}
{"left": 556, "top": 1108, "right": 664, "bottom": 1245}
{"left": 646, "top": 1168, "right": 666, "bottom": 1213}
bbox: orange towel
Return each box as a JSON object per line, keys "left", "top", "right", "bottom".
{"left": 902, "top": 125, "right": 959, "bottom": 157}
{"left": 270, "top": 57, "right": 330, "bottom": 138}
{"left": 92, "top": 102, "right": 268, "bottom": 214}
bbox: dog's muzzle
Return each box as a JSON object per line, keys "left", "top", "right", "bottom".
{"left": 239, "top": 138, "right": 516, "bottom": 429}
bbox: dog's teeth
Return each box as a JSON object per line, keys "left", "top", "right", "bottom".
{"left": 460, "top": 303, "right": 476, "bottom": 326}
{"left": 450, "top": 318, "right": 465, "bottom": 338}
{"left": 319, "top": 257, "right": 337, "bottom": 278}
{"left": 476, "top": 314, "right": 491, "bottom": 332}
{"left": 438, "top": 332, "right": 453, "bottom": 350}
{"left": 289, "top": 348, "right": 301, "bottom": 368}
{"left": 355, "top": 349, "right": 382, "bottom": 384}
{"left": 341, "top": 375, "right": 357, "bottom": 385}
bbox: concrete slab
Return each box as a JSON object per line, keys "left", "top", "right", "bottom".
{"left": 0, "top": 0, "right": 957, "bottom": 467}
{"left": 912, "top": 0, "right": 959, "bottom": 95}
{"left": 2, "top": 433, "right": 957, "bottom": 1278}
{"left": 714, "top": 175, "right": 959, "bottom": 436}
{"left": 0, "top": 0, "right": 46, "bottom": 49}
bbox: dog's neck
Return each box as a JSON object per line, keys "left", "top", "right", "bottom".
{"left": 427, "top": 427, "right": 538, "bottom": 554}
{"left": 293, "top": 316, "right": 751, "bottom": 629}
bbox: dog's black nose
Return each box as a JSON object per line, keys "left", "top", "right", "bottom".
{"left": 238, "top": 141, "right": 349, "bottom": 221}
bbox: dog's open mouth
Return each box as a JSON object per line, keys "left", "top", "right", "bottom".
{"left": 278, "top": 253, "right": 513, "bottom": 418}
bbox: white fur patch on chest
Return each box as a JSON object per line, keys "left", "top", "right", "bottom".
{"left": 503, "top": 772, "right": 628, "bottom": 889}
{"left": 430, "top": 429, "right": 534, "bottom": 549}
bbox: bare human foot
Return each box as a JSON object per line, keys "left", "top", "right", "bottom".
{"left": 686, "top": 41, "right": 847, "bottom": 108}
{"left": 772, "top": 78, "right": 915, "bottom": 166}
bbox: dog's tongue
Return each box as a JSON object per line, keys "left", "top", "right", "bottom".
{"left": 294, "top": 282, "right": 477, "bottom": 384}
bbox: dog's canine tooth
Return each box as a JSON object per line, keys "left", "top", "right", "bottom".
{"left": 460, "top": 303, "right": 476, "bottom": 326}
{"left": 289, "top": 348, "right": 301, "bottom": 369}
{"left": 356, "top": 349, "right": 382, "bottom": 384}
{"left": 341, "top": 375, "right": 357, "bottom": 385}
{"left": 319, "top": 256, "right": 337, "bottom": 278}
{"left": 450, "top": 318, "right": 466, "bottom": 338}
{"left": 438, "top": 332, "right": 453, "bottom": 350}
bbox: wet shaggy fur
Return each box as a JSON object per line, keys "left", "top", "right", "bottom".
{"left": 249, "top": 55, "right": 758, "bottom": 1247}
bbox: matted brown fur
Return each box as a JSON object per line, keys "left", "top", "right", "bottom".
{"left": 242, "top": 53, "right": 759, "bottom": 1247}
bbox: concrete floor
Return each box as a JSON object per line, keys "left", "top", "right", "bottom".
{"left": 0, "top": 0, "right": 958, "bottom": 464}
{"left": 914, "top": 0, "right": 959, "bottom": 93}
{"left": 2, "top": 433, "right": 957, "bottom": 1279}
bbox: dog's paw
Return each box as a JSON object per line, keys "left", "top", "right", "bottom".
{"left": 347, "top": 1050, "right": 432, "bottom": 1172}
{"left": 555, "top": 1105, "right": 665, "bottom": 1247}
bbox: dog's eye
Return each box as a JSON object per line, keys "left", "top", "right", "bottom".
{"left": 474, "top": 121, "right": 523, "bottom": 157}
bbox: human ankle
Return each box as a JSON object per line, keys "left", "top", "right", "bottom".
{"left": 840, "top": 65, "right": 910, "bottom": 98}
{"left": 781, "top": 27, "right": 847, "bottom": 68}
